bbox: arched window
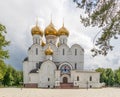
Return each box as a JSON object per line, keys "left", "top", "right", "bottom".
{"left": 63, "top": 49, "right": 65, "bottom": 55}
{"left": 75, "top": 63, "right": 77, "bottom": 69}
{"left": 36, "top": 48, "right": 38, "bottom": 55}
{"left": 90, "top": 76, "right": 92, "bottom": 81}
{"left": 77, "top": 76, "right": 79, "bottom": 81}
{"left": 60, "top": 64, "right": 71, "bottom": 74}
{"left": 75, "top": 49, "right": 77, "bottom": 56}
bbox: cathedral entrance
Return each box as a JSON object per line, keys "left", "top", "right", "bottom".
{"left": 63, "top": 77, "right": 68, "bottom": 83}
{"left": 60, "top": 75, "right": 73, "bottom": 89}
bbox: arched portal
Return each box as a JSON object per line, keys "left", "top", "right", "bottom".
{"left": 63, "top": 77, "right": 68, "bottom": 83}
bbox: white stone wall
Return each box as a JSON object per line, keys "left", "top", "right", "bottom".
{"left": 29, "top": 73, "right": 38, "bottom": 83}
{"left": 38, "top": 60, "right": 57, "bottom": 88}
{"left": 73, "top": 71, "right": 100, "bottom": 88}
{"left": 28, "top": 44, "right": 45, "bottom": 62}
{"left": 23, "top": 61, "right": 29, "bottom": 84}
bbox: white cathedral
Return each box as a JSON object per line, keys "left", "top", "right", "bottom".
{"left": 23, "top": 20, "right": 102, "bottom": 88}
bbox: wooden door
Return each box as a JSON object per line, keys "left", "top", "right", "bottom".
{"left": 63, "top": 77, "right": 68, "bottom": 83}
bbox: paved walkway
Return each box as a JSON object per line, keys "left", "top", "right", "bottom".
{"left": 0, "top": 88, "right": 120, "bottom": 97}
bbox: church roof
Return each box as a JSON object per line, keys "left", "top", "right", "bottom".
{"left": 30, "top": 69, "right": 38, "bottom": 73}
{"left": 75, "top": 70, "right": 98, "bottom": 73}
{"left": 24, "top": 57, "right": 28, "bottom": 61}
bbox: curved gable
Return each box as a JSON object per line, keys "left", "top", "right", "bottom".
{"left": 40, "top": 60, "right": 57, "bottom": 71}
{"left": 71, "top": 44, "right": 84, "bottom": 52}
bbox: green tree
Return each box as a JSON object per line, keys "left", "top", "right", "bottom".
{"left": 2, "top": 65, "right": 23, "bottom": 86}
{"left": 2, "top": 65, "right": 14, "bottom": 86}
{"left": 74, "top": 0, "right": 120, "bottom": 56}
{"left": 96, "top": 68, "right": 107, "bottom": 83}
{"left": 114, "top": 67, "right": 120, "bottom": 86}
{"left": 12, "top": 70, "right": 23, "bottom": 86}
{"left": 0, "top": 24, "right": 10, "bottom": 81}
{"left": 0, "top": 60, "right": 7, "bottom": 82}
{"left": 0, "top": 24, "right": 23, "bottom": 87}
{"left": 0, "top": 24, "right": 10, "bottom": 59}
{"left": 105, "top": 68, "right": 114, "bottom": 86}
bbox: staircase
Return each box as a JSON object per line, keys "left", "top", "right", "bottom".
{"left": 60, "top": 83, "right": 73, "bottom": 89}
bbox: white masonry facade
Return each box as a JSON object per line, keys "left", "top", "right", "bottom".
{"left": 23, "top": 21, "right": 102, "bottom": 88}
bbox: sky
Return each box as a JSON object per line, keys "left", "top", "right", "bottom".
{"left": 0, "top": 0, "right": 120, "bottom": 70}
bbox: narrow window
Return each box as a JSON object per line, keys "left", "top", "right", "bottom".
{"left": 36, "top": 39, "right": 37, "bottom": 44}
{"left": 75, "top": 49, "right": 77, "bottom": 56}
{"left": 63, "top": 49, "right": 65, "bottom": 55}
{"left": 50, "top": 40, "right": 52, "bottom": 43}
{"left": 77, "top": 76, "right": 79, "bottom": 81}
{"left": 36, "top": 48, "right": 38, "bottom": 55}
{"left": 90, "top": 76, "right": 92, "bottom": 81}
{"left": 48, "top": 85, "right": 50, "bottom": 88}
{"left": 48, "top": 78, "right": 50, "bottom": 81}
{"left": 63, "top": 39, "right": 64, "bottom": 44}
{"left": 90, "top": 85, "right": 92, "bottom": 88}
{"left": 75, "top": 63, "right": 77, "bottom": 69}
{"left": 39, "top": 39, "right": 40, "bottom": 43}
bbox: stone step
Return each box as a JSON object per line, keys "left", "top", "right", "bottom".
{"left": 60, "top": 83, "right": 74, "bottom": 89}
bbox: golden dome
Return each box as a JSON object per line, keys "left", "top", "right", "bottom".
{"left": 44, "top": 22, "right": 58, "bottom": 36}
{"left": 45, "top": 46, "right": 53, "bottom": 55}
{"left": 41, "top": 40, "right": 46, "bottom": 47}
{"left": 31, "top": 22, "right": 43, "bottom": 36}
{"left": 58, "top": 24, "right": 69, "bottom": 36}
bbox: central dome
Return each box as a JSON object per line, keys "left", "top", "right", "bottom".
{"left": 44, "top": 22, "right": 58, "bottom": 36}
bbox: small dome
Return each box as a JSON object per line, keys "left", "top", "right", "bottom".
{"left": 41, "top": 40, "right": 46, "bottom": 47}
{"left": 45, "top": 46, "right": 53, "bottom": 55}
{"left": 31, "top": 23, "right": 43, "bottom": 36}
{"left": 44, "top": 22, "right": 58, "bottom": 36}
{"left": 58, "top": 24, "right": 69, "bottom": 36}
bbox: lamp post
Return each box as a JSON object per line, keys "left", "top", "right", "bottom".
{"left": 86, "top": 81, "right": 88, "bottom": 90}
{"left": 19, "top": 82, "right": 23, "bottom": 90}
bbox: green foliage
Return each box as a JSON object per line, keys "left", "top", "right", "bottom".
{"left": 0, "top": 24, "right": 10, "bottom": 60}
{"left": 96, "top": 67, "right": 120, "bottom": 87}
{"left": 74, "top": 0, "right": 120, "bottom": 56}
{"left": 105, "top": 68, "right": 114, "bottom": 86}
{"left": 0, "top": 23, "right": 9, "bottom": 81}
{"left": 2, "top": 65, "right": 23, "bottom": 86}
{"left": 0, "top": 60, "right": 7, "bottom": 81}
{"left": 96, "top": 68, "right": 107, "bottom": 83}
{"left": 114, "top": 68, "right": 120, "bottom": 85}
{"left": 0, "top": 24, "right": 23, "bottom": 87}
{"left": 3, "top": 65, "right": 14, "bottom": 86}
